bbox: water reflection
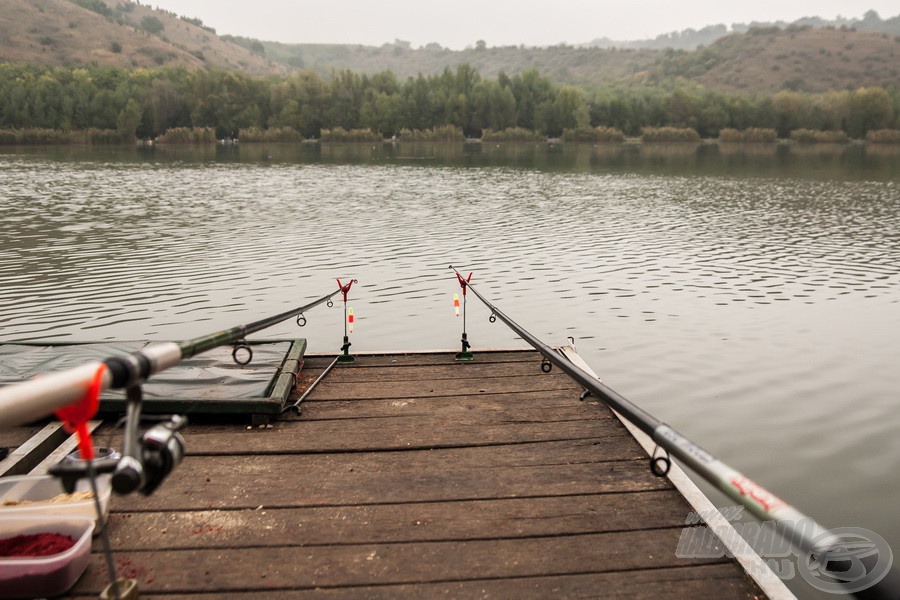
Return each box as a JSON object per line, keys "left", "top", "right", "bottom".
{"left": 3, "top": 141, "right": 896, "bottom": 180}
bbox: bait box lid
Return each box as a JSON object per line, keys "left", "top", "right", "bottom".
{"left": 0, "top": 515, "right": 93, "bottom": 599}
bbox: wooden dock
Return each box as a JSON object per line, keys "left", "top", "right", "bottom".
{"left": 8, "top": 349, "right": 779, "bottom": 598}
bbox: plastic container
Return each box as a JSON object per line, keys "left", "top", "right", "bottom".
{"left": 0, "top": 515, "right": 93, "bottom": 599}
{"left": 65, "top": 446, "right": 121, "bottom": 463}
{"left": 0, "top": 474, "right": 111, "bottom": 532}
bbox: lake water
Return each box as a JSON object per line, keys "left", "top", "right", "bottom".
{"left": 1, "top": 141, "right": 898, "bottom": 596}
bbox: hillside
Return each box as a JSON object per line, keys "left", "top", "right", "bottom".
{"left": 235, "top": 26, "right": 899, "bottom": 94}
{"left": 0, "top": 2, "right": 897, "bottom": 95}
{"left": 646, "top": 26, "right": 900, "bottom": 93}
{"left": 587, "top": 10, "right": 900, "bottom": 50}
{"left": 0, "top": 0, "right": 286, "bottom": 75}
{"left": 247, "top": 39, "right": 659, "bottom": 88}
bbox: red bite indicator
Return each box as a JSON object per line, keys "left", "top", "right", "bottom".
{"left": 348, "top": 307, "right": 355, "bottom": 334}
{"left": 453, "top": 293, "right": 460, "bottom": 317}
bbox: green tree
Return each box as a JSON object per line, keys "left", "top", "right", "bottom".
{"left": 140, "top": 16, "right": 165, "bottom": 35}
{"left": 848, "top": 87, "right": 893, "bottom": 137}
{"left": 117, "top": 99, "right": 142, "bottom": 138}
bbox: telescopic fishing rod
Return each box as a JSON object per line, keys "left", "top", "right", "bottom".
{"left": 449, "top": 266, "right": 898, "bottom": 599}
{"left": 0, "top": 285, "right": 344, "bottom": 430}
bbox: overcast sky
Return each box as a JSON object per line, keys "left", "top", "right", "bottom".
{"left": 144, "top": 1, "right": 898, "bottom": 49}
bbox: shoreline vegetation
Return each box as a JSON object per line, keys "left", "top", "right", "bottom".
{"left": 0, "top": 62, "right": 898, "bottom": 146}
{"left": 2, "top": 126, "right": 899, "bottom": 146}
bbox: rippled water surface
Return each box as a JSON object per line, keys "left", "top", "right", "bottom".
{"left": 1, "top": 142, "right": 898, "bottom": 595}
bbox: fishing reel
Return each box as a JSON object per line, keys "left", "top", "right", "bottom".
{"left": 112, "top": 414, "right": 186, "bottom": 496}
{"left": 111, "top": 386, "right": 187, "bottom": 496}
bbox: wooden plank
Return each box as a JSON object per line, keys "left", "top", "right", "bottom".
{"left": 0, "top": 423, "right": 68, "bottom": 477}
{"left": 113, "top": 452, "right": 670, "bottom": 512}
{"left": 159, "top": 417, "right": 626, "bottom": 454}
{"left": 307, "top": 376, "right": 580, "bottom": 401}
{"left": 102, "top": 490, "right": 689, "bottom": 550}
{"left": 107, "top": 564, "right": 756, "bottom": 600}
{"left": 318, "top": 361, "right": 559, "bottom": 383}
{"left": 100, "top": 423, "right": 616, "bottom": 455}
{"left": 303, "top": 351, "right": 539, "bottom": 369}
{"left": 0, "top": 423, "right": 49, "bottom": 450}
{"left": 71, "top": 528, "right": 728, "bottom": 594}
{"left": 297, "top": 391, "right": 606, "bottom": 420}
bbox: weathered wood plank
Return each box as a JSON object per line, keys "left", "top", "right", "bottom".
{"left": 96, "top": 397, "right": 624, "bottom": 453}
{"left": 0, "top": 423, "right": 68, "bottom": 477}
{"left": 0, "top": 422, "right": 48, "bottom": 450}
{"left": 71, "top": 527, "right": 727, "bottom": 594}
{"left": 317, "top": 361, "right": 560, "bottom": 383}
{"left": 113, "top": 450, "right": 670, "bottom": 511}
{"left": 101, "top": 490, "right": 689, "bottom": 551}
{"left": 297, "top": 392, "right": 607, "bottom": 420}
{"left": 103, "top": 564, "right": 756, "bottom": 600}
{"left": 307, "top": 376, "right": 580, "bottom": 401}
{"left": 138, "top": 420, "right": 627, "bottom": 454}
{"left": 303, "top": 351, "right": 539, "bottom": 369}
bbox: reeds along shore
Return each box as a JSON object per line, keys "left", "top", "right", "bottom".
{"left": 2, "top": 126, "right": 900, "bottom": 146}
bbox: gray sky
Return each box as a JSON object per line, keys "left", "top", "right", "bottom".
{"left": 143, "top": 1, "right": 898, "bottom": 48}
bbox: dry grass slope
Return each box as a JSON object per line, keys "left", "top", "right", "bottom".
{"left": 0, "top": 0, "right": 286, "bottom": 75}
{"left": 650, "top": 27, "right": 900, "bottom": 93}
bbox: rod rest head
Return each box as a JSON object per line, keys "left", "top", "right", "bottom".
{"left": 48, "top": 457, "right": 119, "bottom": 494}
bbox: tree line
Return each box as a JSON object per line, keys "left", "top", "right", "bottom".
{"left": 0, "top": 63, "right": 896, "bottom": 140}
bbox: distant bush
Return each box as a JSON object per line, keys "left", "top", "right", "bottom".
{"left": 109, "top": 41, "right": 122, "bottom": 53}
{"left": 718, "top": 128, "right": 778, "bottom": 143}
{"left": 482, "top": 127, "right": 545, "bottom": 142}
{"left": 238, "top": 126, "right": 302, "bottom": 142}
{"left": 38, "top": 36, "right": 55, "bottom": 47}
{"left": 0, "top": 128, "right": 130, "bottom": 145}
{"left": 140, "top": 16, "right": 165, "bottom": 35}
{"left": 562, "top": 126, "right": 624, "bottom": 143}
{"left": 0, "top": 128, "right": 68, "bottom": 145}
{"left": 790, "top": 129, "right": 850, "bottom": 144}
{"left": 641, "top": 127, "right": 700, "bottom": 142}
{"left": 320, "top": 127, "right": 381, "bottom": 142}
{"left": 866, "top": 129, "right": 900, "bottom": 144}
{"left": 72, "top": 0, "right": 113, "bottom": 17}
{"left": 180, "top": 16, "right": 216, "bottom": 34}
{"left": 79, "top": 128, "right": 133, "bottom": 144}
{"left": 748, "top": 26, "right": 781, "bottom": 36}
{"left": 156, "top": 127, "right": 216, "bottom": 144}
{"left": 405, "top": 125, "right": 464, "bottom": 141}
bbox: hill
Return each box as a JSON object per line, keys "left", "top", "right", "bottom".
{"left": 0, "top": 0, "right": 286, "bottom": 75}
{"left": 0, "top": 2, "right": 896, "bottom": 95}
{"left": 587, "top": 10, "right": 900, "bottom": 50}
{"left": 232, "top": 26, "right": 899, "bottom": 94}
{"left": 645, "top": 26, "right": 900, "bottom": 93}
{"left": 240, "top": 39, "right": 660, "bottom": 88}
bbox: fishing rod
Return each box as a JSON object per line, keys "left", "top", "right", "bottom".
{"left": 0, "top": 285, "right": 344, "bottom": 430}
{"left": 449, "top": 266, "right": 898, "bottom": 598}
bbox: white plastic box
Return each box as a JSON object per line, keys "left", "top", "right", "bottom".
{"left": 0, "top": 515, "right": 94, "bottom": 599}
{"left": 0, "top": 474, "right": 111, "bottom": 532}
